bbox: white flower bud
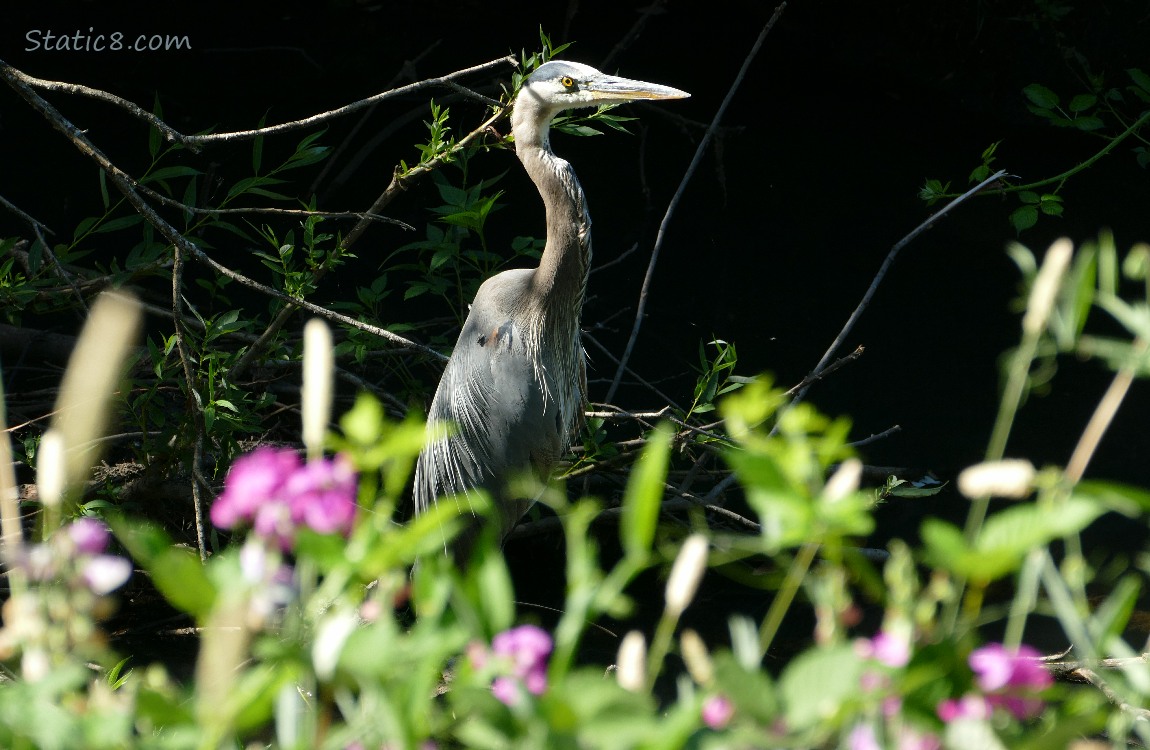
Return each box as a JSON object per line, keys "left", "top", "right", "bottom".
{"left": 302, "top": 318, "right": 334, "bottom": 458}
{"left": 312, "top": 608, "right": 358, "bottom": 681}
{"left": 823, "top": 458, "right": 862, "bottom": 502}
{"left": 679, "top": 628, "right": 714, "bottom": 686}
{"left": 36, "top": 430, "right": 65, "bottom": 508}
{"left": 615, "top": 630, "right": 647, "bottom": 692}
{"left": 957, "top": 459, "right": 1036, "bottom": 499}
{"left": 1022, "top": 238, "right": 1073, "bottom": 336}
{"left": 665, "top": 534, "right": 709, "bottom": 619}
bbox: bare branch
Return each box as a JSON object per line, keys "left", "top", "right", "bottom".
{"left": 182, "top": 56, "right": 515, "bottom": 149}
{"left": 605, "top": 3, "right": 789, "bottom": 402}
{"left": 134, "top": 180, "right": 415, "bottom": 230}
{"left": 1, "top": 55, "right": 517, "bottom": 153}
{"left": 1, "top": 61, "right": 446, "bottom": 363}
{"left": 787, "top": 168, "right": 1011, "bottom": 410}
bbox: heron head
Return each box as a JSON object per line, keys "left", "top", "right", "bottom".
{"left": 518, "top": 60, "right": 690, "bottom": 117}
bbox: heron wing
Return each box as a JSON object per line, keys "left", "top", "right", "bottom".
{"left": 413, "top": 271, "right": 561, "bottom": 521}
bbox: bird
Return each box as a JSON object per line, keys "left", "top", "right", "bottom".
{"left": 412, "top": 60, "right": 689, "bottom": 560}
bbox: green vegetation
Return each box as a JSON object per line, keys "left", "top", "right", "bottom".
{"left": 2, "top": 29, "right": 1150, "bottom": 750}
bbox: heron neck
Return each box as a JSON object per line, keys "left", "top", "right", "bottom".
{"left": 513, "top": 114, "right": 591, "bottom": 317}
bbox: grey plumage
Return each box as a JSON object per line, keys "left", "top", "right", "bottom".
{"left": 413, "top": 61, "right": 688, "bottom": 558}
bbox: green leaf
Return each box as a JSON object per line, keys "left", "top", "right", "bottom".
{"left": 1069, "top": 93, "right": 1097, "bottom": 112}
{"left": 98, "top": 169, "right": 110, "bottom": 210}
{"left": 1075, "top": 480, "right": 1150, "bottom": 516}
{"left": 620, "top": 423, "right": 671, "bottom": 559}
{"left": 471, "top": 538, "right": 515, "bottom": 633}
{"left": 282, "top": 146, "right": 329, "bottom": 171}
{"left": 1128, "top": 67, "right": 1150, "bottom": 96}
{"left": 779, "top": 644, "right": 862, "bottom": 729}
{"left": 73, "top": 216, "right": 99, "bottom": 242}
{"left": 978, "top": 499, "right": 1103, "bottom": 555}
{"left": 244, "top": 187, "right": 294, "bottom": 201}
{"left": 252, "top": 116, "right": 266, "bottom": 174}
{"left": 141, "top": 166, "right": 203, "bottom": 185}
{"left": 1023, "top": 83, "right": 1060, "bottom": 109}
{"left": 108, "top": 515, "right": 216, "bottom": 619}
{"left": 1094, "top": 292, "right": 1150, "bottom": 339}
{"left": 1010, "top": 205, "right": 1039, "bottom": 233}
{"left": 93, "top": 214, "right": 144, "bottom": 234}
{"left": 1091, "top": 575, "right": 1140, "bottom": 646}
{"left": 1072, "top": 116, "right": 1105, "bottom": 131}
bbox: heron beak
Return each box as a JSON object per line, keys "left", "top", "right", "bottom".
{"left": 586, "top": 75, "right": 690, "bottom": 102}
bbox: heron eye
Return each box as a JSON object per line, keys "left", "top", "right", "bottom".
{"left": 560, "top": 76, "right": 575, "bottom": 88}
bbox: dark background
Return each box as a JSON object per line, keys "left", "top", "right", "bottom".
{"left": 2, "top": 1, "right": 1148, "bottom": 489}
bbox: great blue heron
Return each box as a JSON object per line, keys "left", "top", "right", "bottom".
{"left": 413, "top": 60, "right": 688, "bottom": 558}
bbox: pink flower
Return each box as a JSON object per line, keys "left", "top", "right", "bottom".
{"left": 847, "top": 723, "right": 880, "bottom": 750}
{"left": 872, "top": 632, "right": 911, "bottom": 668}
{"left": 937, "top": 694, "right": 991, "bottom": 722}
{"left": 479, "top": 625, "right": 553, "bottom": 706}
{"left": 702, "top": 695, "right": 734, "bottom": 729}
{"left": 855, "top": 631, "right": 910, "bottom": 668}
{"left": 211, "top": 448, "right": 358, "bottom": 551}
{"left": 285, "top": 453, "right": 357, "bottom": 535}
{"left": 211, "top": 447, "right": 300, "bottom": 529}
{"left": 970, "top": 644, "right": 1051, "bottom": 691}
{"left": 896, "top": 726, "right": 941, "bottom": 750}
{"left": 82, "top": 554, "right": 133, "bottom": 595}
{"left": 68, "top": 517, "right": 110, "bottom": 555}
{"left": 969, "top": 643, "right": 1052, "bottom": 719}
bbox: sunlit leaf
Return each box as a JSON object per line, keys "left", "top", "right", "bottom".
{"left": 620, "top": 423, "right": 671, "bottom": 559}
{"left": 779, "top": 644, "right": 862, "bottom": 729}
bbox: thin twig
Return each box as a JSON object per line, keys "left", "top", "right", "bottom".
{"left": 308, "top": 44, "right": 442, "bottom": 196}
{"left": 181, "top": 60, "right": 511, "bottom": 149}
{"left": 170, "top": 238, "right": 209, "bottom": 562}
{"left": 584, "top": 332, "right": 684, "bottom": 413}
{"left": 229, "top": 102, "right": 508, "bottom": 379}
{"left": 605, "top": 3, "right": 788, "bottom": 402}
{"left": 1, "top": 58, "right": 450, "bottom": 368}
{"left": 788, "top": 168, "right": 1010, "bottom": 410}
{"left": 133, "top": 181, "right": 414, "bottom": 229}
{"left": 848, "top": 425, "right": 902, "bottom": 448}
{"left": 1070, "top": 667, "right": 1150, "bottom": 722}
{"left": 2, "top": 56, "right": 515, "bottom": 152}
{"left": 783, "top": 345, "right": 865, "bottom": 396}
{"left": 584, "top": 406, "right": 671, "bottom": 420}
{"left": 597, "top": 0, "right": 670, "bottom": 71}
{"left": 588, "top": 242, "right": 639, "bottom": 275}
{"left": 0, "top": 193, "right": 88, "bottom": 313}
{"left": 3, "top": 64, "right": 185, "bottom": 143}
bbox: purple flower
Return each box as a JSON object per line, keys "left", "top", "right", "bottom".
{"left": 968, "top": 643, "right": 1052, "bottom": 719}
{"left": 68, "top": 517, "right": 110, "bottom": 555}
{"left": 481, "top": 625, "right": 553, "bottom": 705}
{"left": 284, "top": 453, "right": 357, "bottom": 535}
{"left": 702, "top": 695, "right": 734, "bottom": 729}
{"left": 211, "top": 447, "right": 301, "bottom": 529}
